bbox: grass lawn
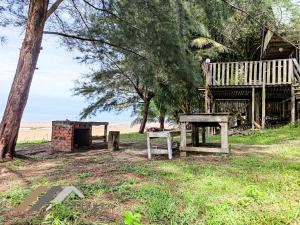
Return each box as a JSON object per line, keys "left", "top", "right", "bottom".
{"left": 1, "top": 126, "right": 300, "bottom": 224}
{"left": 122, "top": 123, "right": 300, "bottom": 145}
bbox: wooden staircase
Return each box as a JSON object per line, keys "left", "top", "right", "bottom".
{"left": 292, "top": 59, "right": 300, "bottom": 100}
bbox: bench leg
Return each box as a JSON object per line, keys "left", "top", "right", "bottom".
{"left": 167, "top": 134, "right": 172, "bottom": 160}
{"left": 147, "top": 133, "right": 151, "bottom": 159}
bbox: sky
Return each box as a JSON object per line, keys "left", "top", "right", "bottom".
{"left": 0, "top": 27, "right": 132, "bottom": 124}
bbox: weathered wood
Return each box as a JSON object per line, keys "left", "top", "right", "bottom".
{"left": 272, "top": 60, "right": 276, "bottom": 84}
{"left": 235, "top": 63, "right": 239, "bottom": 85}
{"left": 192, "top": 124, "right": 199, "bottom": 147}
{"left": 226, "top": 63, "right": 230, "bottom": 85}
{"left": 104, "top": 125, "right": 108, "bottom": 142}
{"left": 291, "top": 87, "right": 296, "bottom": 124}
{"left": 108, "top": 131, "right": 120, "bottom": 151}
{"left": 267, "top": 61, "right": 271, "bottom": 84}
{"left": 180, "top": 113, "right": 229, "bottom": 123}
{"left": 249, "top": 62, "right": 253, "bottom": 84}
{"left": 288, "top": 59, "right": 293, "bottom": 83}
{"left": 278, "top": 60, "right": 282, "bottom": 84}
{"left": 201, "top": 127, "right": 206, "bottom": 144}
{"left": 179, "top": 146, "right": 228, "bottom": 154}
{"left": 221, "top": 63, "right": 225, "bottom": 85}
{"left": 252, "top": 87, "right": 255, "bottom": 130}
{"left": 262, "top": 63, "right": 266, "bottom": 129}
{"left": 283, "top": 60, "right": 287, "bottom": 84}
{"left": 207, "top": 58, "right": 295, "bottom": 87}
{"left": 220, "top": 123, "right": 229, "bottom": 153}
{"left": 180, "top": 123, "right": 187, "bottom": 148}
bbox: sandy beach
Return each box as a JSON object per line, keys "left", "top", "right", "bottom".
{"left": 18, "top": 121, "right": 168, "bottom": 142}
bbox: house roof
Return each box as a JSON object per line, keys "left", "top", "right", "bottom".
{"left": 261, "top": 29, "right": 298, "bottom": 60}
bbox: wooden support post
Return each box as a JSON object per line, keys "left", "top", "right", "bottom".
{"left": 147, "top": 133, "right": 151, "bottom": 159}
{"left": 167, "top": 133, "right": 172, "bottom": 160}
{"left": 180, "top": 123, "right": 187, "bottom": 157}
{"left": 220, "top": 123, "right": 229, "bottom": 153}
{"left": 252, "top": 87, "right": 255, "bottom": 130}
{"left": 104, "top": 124, "right": 108, "bottom": 142}
{"left": 262, "top": 63, "right": 266, "bottom": 129}
{"left": 108, "top": 131, "right": 120, "bottom": 151}
{"left": 291, "top": 87, "right": 296, "bottom": 124}
{"left": 192, "top": 124, "right": 199, "bottom": 147}
{"left": 282, "top": 102, "right": 285, "bottom": 119}
{"left": 202, "top": 127, "right": 206, "bottom": 144}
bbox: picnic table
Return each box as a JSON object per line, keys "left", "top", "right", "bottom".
{"left": 179, "top": 113, "right": 230, "bottom": 156}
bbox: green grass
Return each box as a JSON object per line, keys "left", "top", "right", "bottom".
{"left": 121, "top": 124, "right": 300, "bottom": 146}
{"left": 16, "top": 140, "right": 49, "bottom": 148}
{"left": 3, "top": 126, "right": 300, "bottom": 224}
{"left": 209, "top": 124, "right": 300, "bottom": 145}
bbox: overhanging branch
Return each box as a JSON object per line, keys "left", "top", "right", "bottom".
{"left": 43, "top": 31, "right": 147, "bottom": 60}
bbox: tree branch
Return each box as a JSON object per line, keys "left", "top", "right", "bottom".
{"left": 43, "top": 31, "right": 148, "bottom": 60}
{"left": 220, "top": 0, "right": 299, "bottom": 49}
{"left": 46, "top": 0, "right": 64, "bottom": 19}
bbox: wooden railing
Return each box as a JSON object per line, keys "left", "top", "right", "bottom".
{"left": 208, "top": 58, "right": 295, "bottom": 86}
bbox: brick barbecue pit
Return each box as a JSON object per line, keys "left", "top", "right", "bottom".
{"left": 51, "top": 120, "right": 108, "bottom": 152}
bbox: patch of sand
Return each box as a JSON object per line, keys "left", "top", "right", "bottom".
{"left": 18, "top": 122, "right": 171, "bottom": 142}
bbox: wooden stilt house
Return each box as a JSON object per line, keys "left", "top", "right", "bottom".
{"left": 204, "top": 30, "right": 300, "bottom": 129}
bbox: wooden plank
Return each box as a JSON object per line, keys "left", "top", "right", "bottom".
{"left": 217, "top": 63, "right": 221, "bottom": 85}
{"left": 226, "top": 63, "right": 230, "bottom": 85}
{"left": 180, "top": 123, "right": 187, "bottom": 148}
{"left": 244, "top": 62, "right": 248, "bottom": 85}
{"left": 258, "top": 61, "right": 262, "bottom": 85}
{"left": 239, "top": 63, "right": 244, "bottom": 85}
{"left": 288, "top": 59, "right": 293, "bottom": 84}
{"left": 212, "top": 63, "right": 216, "bottom": 85}
{"left": 230, "top": 63, "right": 235, "bottom": 85}
{"left": 249, "top": 62, "right": 253, "bottom": 85}
{"left": 220, "top": 123, "right": 229, "bottom": 153}
{"left": 272, "top": 60, "right": 276, "bottom": 84}
{"left": 235, "top": 63, "right": 239, "bottom": 85}
{"left": 262, "top": 62, "right": 266, "bottom": 129}
{"left": 278, "top": 60, "right": 282, "bottom": 84}
{"left": 221, "top": 63, "right": 225, "bottom": 85}
{"left": 291, "top": 87, "right": 296, "bottom": 124}
{"left": 179, "top": 146, "right": 228, "bottom": 154}
{"left": 179, "top": 114, "right": 229, "bottom": 123}
{"left": 267, "top": 61, "right": 271, "bottom": 84}
{"left": 253, "top": 61, "right": 258, "bottom": 85}
{"left": 192, "top": 124, "right": 199, "bottom": 147}
{"left": 283, "top": 59, "right": 287, "bottom": 84}
{"left": 252, "top": 87, "right": 255, "bottom": 130}
{"left": 147, "top": 133, "right": 151, "bottom": 159}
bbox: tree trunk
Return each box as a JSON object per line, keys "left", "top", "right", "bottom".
{"left": 139, "top": 100, "right": 151, "bottom": 134}
{"left": 0, "top": 0, "right": 49, "bottom": 160}
{"left": 159, "top": 115, "right": 165, "bottom": 130}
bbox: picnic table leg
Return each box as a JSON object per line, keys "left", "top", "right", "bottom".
{"left": 202, "top": 127, "right": 206, "bottom": 144}
{"left": 104, "top": 125, "right": 108, "bottom": 142}
{"left": 147, "top": 133, "right": 152, "bottom": 159}
{"left": 220, "top": 123, "right": 229, "bottom": 153}
{"left": 192, "top": 123, "right": 199, "bottom": 147}
{"left": 180, "top": 123, "right": 187, "bottom": 157}
{"left": 167, "top": 133, "right": 172, "bottom": 160}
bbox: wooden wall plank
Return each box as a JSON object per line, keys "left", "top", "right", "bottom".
{"left": 217, "top": 63, "right": 221, "bottom": 85}
{"left": 283, "top": 60, "right": 287, "bottom": 84}
{"left": 249, "top": 62, "right": 253, "bottom": 85}
{"left": 212, "top": 63, "right": 216, "bottom": 85}
{"left": 253, "top": 61, "right": 257, "bottom": 85}
{"left": 267, "top": 61, "right": 271, "bottom": 84}
{"left": 258, "top": 61, "right": 262, "bottom": 85}
{"left": 244, "top": 62, "right": 248, "bottom": 85}
{"left": 288, "top": 59, "right": 293, "bottom": 84}
{"left": 272, "top": 60, "right": 276, "bottom": 84}
{"left": 226, "top": 63, "right": 230, "bottom": 85}
{"left": 221, "top": 63, "right": 225, "bottom": 85}
{"left": 235, "top": 63, "right": 239, "bottom": 85}
{"left": 278, "top": 60, "right": 282, "bottom": 84}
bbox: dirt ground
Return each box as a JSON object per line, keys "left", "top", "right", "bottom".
{"left": 0, "top": 140, "right": 278, "bottom": 224}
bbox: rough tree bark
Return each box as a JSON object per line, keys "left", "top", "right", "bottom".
{"left": 0, "top": 0, "right": 49, "bottom": 160}
{"left": 159, "top": 115, "right": 165, "bottom": 130}
{"left": 139, "top": 100, "right": 151, "bottom": 134}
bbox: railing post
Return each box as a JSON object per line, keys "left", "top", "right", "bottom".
{"left": 262, "top": 62, "right": 266, "bottom": 129}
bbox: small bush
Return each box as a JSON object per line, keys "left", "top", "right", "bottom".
{"left": 44, "top": 203, "right": 80, "bottom": 225}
